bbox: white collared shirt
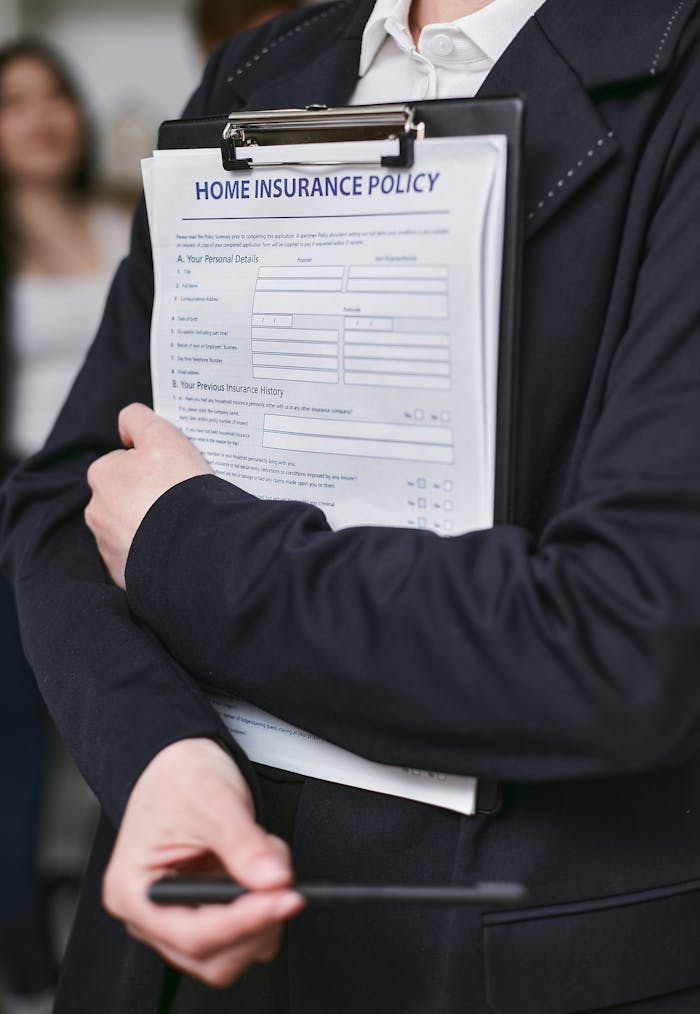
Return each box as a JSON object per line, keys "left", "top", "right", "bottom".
{"left": 350, "top": 0, "right": 544, "bottom": 104}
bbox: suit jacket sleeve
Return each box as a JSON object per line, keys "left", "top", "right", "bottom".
{"left": 124, "top": 54, "right": 700, "bottom": 786}
{"left": 0, "top": 45, "right": 262, "bottom": 827}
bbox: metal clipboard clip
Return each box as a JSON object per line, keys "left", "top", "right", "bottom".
{"left": 221, "top": 103, "right": 424, "bottom": 172}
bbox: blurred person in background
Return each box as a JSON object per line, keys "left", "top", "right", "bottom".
{"left": 0, "top": 39, "right": 129, "bottom": 1014}
{"left": 191, "top": 0, "right": 304, "bottom": 56}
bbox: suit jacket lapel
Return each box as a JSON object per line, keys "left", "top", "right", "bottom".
{"left": 229, "top": 0, "right": 374, "bottom": 111}
{"left": 244, "top": 39, "right": 363, "bottom": 110}
{"left": 534, "top": 0, "right": 697, "bottom": 86}
{"left": 480, "top": 0, "right": 699, "bottom": 238}
{"left": 479, "top": 16, "right": 619, "bottom": 239}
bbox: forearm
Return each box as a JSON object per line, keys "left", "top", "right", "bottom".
{"left": 123, "top": 466, "right": 700, "bottom": 784}
{"left": 0, "top": 306, "right": 246, "bottom": 824}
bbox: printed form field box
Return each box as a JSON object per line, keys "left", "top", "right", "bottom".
{"left": 258, "top": 266, "right": 344, "bottom": 279}
{"left": 263, "top": 415, "right": 454, "bottom": 463}
{"left": 347, "top": 279, "right": 448, "bottom": 294}
{"left": 344, "top": 373, "right": 450, "bottom": 389}
{"left": 345, "top": 317, "right": 393, "bottom": 331}
{"left": 252, "top": 328, "right": 339, "bottom": 344}
{"left": 252, "top": 314, "right": 293, "bottom": 328}
{"left": 254, "top": 353, "right": 339, "bottom": 370}
{"left": 252, "top": 340, "right": 339, "bottom": 357}
{"left": 349, "top": 266, "right": 448, "bottom": 279}
{"left": 344, "top": 331, "right": 448, "bottom": 348}
{"left": 345, "top": 344, "right": 449, "bottom": 362}
{"left": 256, "top": 278, "right": 343, "bottom": 292}
{"left": 253, "top": 367, "right": 338, "bottom": 383}
{"left": 344, "top": 359, "right": 449, "bottom": 376}
{"left": 254, "top": 290, "right": 447, "bottom": 317}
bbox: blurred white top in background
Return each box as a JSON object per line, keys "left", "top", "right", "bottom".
{"left": 7, "top": 204, "right": 130, "bottom": 457}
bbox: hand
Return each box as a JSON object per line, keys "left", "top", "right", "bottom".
{"left": 102, "top": 737, "right": 304, "bottom": 987}
{"left": 85, "top": 403, "right": 212, "bottom": 589}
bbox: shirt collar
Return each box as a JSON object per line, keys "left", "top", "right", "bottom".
{"left": 358, "top": 0, "right": 545, "bottom": 77}
{"left": 359, "top": 0, "right": 411, "bottom": 74}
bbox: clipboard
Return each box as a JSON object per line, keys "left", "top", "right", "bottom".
{"left": 155, "top": 98, "right": 524, "bottom": 816}
{"left": 158, "top": 97, "right": 523, "bottom": 527}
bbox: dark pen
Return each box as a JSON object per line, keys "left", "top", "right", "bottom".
{"left": 148, "top": 876, "right": 528, "bottom": 907}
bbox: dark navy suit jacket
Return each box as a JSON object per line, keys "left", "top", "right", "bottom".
{"left": 4, "top": 1, "right": 700, "bottom": 1011}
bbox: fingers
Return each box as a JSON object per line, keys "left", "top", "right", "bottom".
{"left": 86, "top": 448, "right": 126, "bottom": 492}
{"left": 117, "top": 402, "right": 189, "bottom": 453}
{"left": 142, "top": 919, "right": 285, "bottom": 988}
{"left": 207, "top": 811, "right": 293, "bottom": 892}
{"left": 101, "top": 739, "right": 304, "bottom": 987}
{"left": 104, "top": 822, "right": 298, "bottom": 954}
{"left": 110, "top": 867, "right": 303, "bottom": 987}
{"left": 116, "top": 403, "right": 211, "bottom": 473}
{"left": 118, "top": 402, "right": 158, "bottom": 449}
{"left": 125, "top": 887, "right": 302, "bottom": 962}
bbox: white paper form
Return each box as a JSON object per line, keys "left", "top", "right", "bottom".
{"left": 144, "top": 136, "right": 508, "bottom": 815}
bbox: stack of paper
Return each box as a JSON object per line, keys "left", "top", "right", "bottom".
{"left": 142, "top": 133, "right": 508, "bottom": 814}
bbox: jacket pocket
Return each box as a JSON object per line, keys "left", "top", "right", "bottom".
{"left": 483, "top": 879, "right": 700, "bottom": 1013}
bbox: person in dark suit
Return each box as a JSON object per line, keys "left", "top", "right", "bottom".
{"left": 4, "top": 1, "right": 700, "bottom": 1011}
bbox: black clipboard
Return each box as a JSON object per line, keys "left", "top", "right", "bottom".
{"left": 157, "top": 98, "right": 524, "bottom": 817}
{"left": 158, "top": 97, "right": 523, "bottom": 529}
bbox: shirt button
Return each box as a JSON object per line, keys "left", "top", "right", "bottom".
{"left": 431, "top": 33, "right": 455, "bottom": 57}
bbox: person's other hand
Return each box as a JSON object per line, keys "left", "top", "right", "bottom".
{"left": 85, "top": 403, "right": 212, "bottom": 589}
{"left": 103, "top": 737, "right": 303, "bottom": 986}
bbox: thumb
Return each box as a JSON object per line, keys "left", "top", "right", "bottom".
{"left": 118, "top": 402, "right": 158, "bottom": 449}
{"left": 198, "top": 773, "right": 294, "bottom": 892}
{"left": 215, "top": 803, "right": 293, "bottom": 893}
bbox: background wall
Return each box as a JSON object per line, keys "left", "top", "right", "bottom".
{"left": 0, "top": 1, "right": 20, "bottom": 37}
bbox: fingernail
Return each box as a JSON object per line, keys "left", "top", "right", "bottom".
{"left": 247, "top": 855, "right": 289, "bottom": 888}
{"left": 272, "top": 892, "right": 303, "bottom": 920}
